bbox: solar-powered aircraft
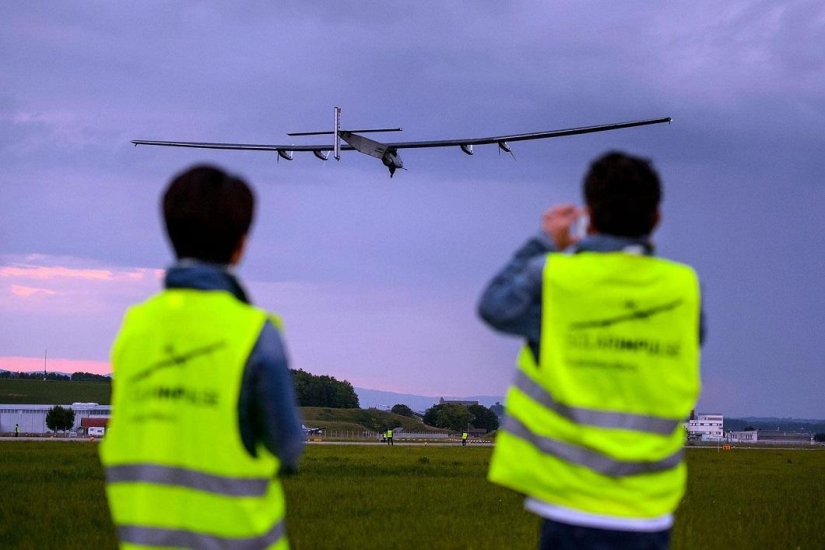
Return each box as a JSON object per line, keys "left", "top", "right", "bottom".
{"left": 132, "top": 107, "right": 672, "bottom": 177}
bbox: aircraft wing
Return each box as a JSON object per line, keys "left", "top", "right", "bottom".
{"left": 131, "top": 140, "right": 354, "bottom": 153}
{"left": 132, "top": 117, "right": 670, "bottom": 153}
{"left": 131, "top": 115, "right": 671, "bottom": 176}
{"left": 382, "top": 117, "right": 672, "bottom": 150}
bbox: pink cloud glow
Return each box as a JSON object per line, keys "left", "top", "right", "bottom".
{"left": 0, "top": 356, "right": 111, "bottom": 376}
{"left": 0, "top": 257, "right": 165, "bottom": 316}
{"left": 10, "top": 285, "right": 58, "bottom": 297}
{"left": 0, "top": 265, "right": 161, "bottom": 282}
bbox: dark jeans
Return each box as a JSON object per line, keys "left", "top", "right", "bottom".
{"left": 539, "top": 519, "right": 671, "bottom": 550}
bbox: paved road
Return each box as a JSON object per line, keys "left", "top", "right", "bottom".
{"left": 0, "top": 435, "right": 97, "bottom": 442}
{"left": 307, "top": 439, "right": 493, "bottom": 447}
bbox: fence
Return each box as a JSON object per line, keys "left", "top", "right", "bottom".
{"left": 318, "top": 430, "right": 449, "bottom": 440}
{"left": 310, "top": 430, "right": 492, "bottom": 443}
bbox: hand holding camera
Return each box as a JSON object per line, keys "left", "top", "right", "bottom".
{"left": 542, "top": 204, "right": 586, "bottom": 250}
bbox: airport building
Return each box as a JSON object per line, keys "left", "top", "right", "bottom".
{"left": 727, "top": 430, "right": 758, "bottom": 442}
{"left": 0, "top": 403, "right": 111, "bottom": 435}
{"left": 686, "top": 414, "right": 817, "bottom": 445}
{"left": 686, "top": 412, "right": 725, "bottom": 442}
{"left": 728, "top": 430, "right": 815, "bottom": 444}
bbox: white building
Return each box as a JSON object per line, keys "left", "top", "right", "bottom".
{"left": 0, "top": 403, "right": 111, "bottom": 434}
{"left": 686, "top": 413, "right": 724, "bottom": 442}
{"left": 728, "top": 430, "right": 758, "bottom": 442}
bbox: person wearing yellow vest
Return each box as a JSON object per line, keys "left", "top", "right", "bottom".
{"left": 386, "top": 428, "right": 394, "bottom": 446}
{"left": 478, "top": 152, "right": 704, "bottom": 550}
{"left": 462, "top": 431, "right": 468, "bottom": 446}
{"left": 100, "top": 165, "right": 304, "bottom": 550}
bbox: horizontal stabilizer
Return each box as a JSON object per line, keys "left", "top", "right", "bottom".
{"left": 288, "top": 127, "right": 402, "bottom": 136}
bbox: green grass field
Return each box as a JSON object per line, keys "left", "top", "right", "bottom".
{"left": 0, "top": 442, "right": 823, "bottom": 549}
{"left": 0, "top": 379, "right": 112, "bottom": 405}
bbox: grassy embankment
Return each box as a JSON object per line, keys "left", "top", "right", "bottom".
{"left": 1, "top": 442, "right": 824, "bottom": 549}
{"left": 0, "top": 379, "right": 112, "bottom": 405}
{"left": 301, "top": 406, "right": 446, "bottom": 435}
{"left": 0, "top": 380, "right": 443, "bottom": 436}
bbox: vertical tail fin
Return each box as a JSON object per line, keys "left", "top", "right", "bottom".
{"left": 334, "top": 106, "right": 341, "bottom": 161}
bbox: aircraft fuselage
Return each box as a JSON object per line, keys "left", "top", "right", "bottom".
{"left": 340, "top": 130, "right": 403, "bottom": 177}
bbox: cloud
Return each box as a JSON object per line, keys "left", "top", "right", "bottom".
{"left": 0, "top": 106, "right": 128, "bottom": 157}
{"left": 0, "top": 264, "right": 160, "bottom": 282}
{"left": 0, "top": 254, "right": 165, "bottom": 365}
{"left": 9, "top": 285, "right": 58, "bottom": 298}
{"left": 0, "top": 254, "right": 163, "bottom": 317}
{"left": 645, "top": 2, "right": 825, "bottom": 105}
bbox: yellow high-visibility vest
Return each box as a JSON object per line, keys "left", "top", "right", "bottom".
{"left": 100, "top": 289, "right": 289, "bottom": 549}
{"left": 489, "top": 252, "right": 701, "bottom": 518}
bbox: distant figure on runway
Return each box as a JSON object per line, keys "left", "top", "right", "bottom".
{"left": 462, "top": 431, "right": 468, "bottom": 446}
{"left": 386, "top": 429, "right": 394, "bottom": 446}
{"left": 100, "top": 164, "right": 304, "bottom": 550}
{"left": 15, "top": 424, "right": 19, "bottom": 437}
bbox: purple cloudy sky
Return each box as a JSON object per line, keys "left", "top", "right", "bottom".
{"left": 1, "top": 3, "right": 823, "bottom": 418}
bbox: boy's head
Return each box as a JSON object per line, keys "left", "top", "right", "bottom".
{"left": 583, "top": 151, "right": 661, "bottom": 237}
{"left": 162, "top": 165, "right": 255, "bottom": 264}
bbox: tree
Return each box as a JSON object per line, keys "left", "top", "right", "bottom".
{"left": 814, "top": 433, "right": 825, "bottom": 442}
{"left": 422, "top": 403, "right": 473, "bottom": 432}
{"left": 391, "top": 404, "right": 415, "bottom": 418}
{"left": 744, "top": 426, "right": 756, "bottom": 431}
{"left": 423, "top": 403, "right": 500, "bottom": 432}
{"left": 422, "top": 404, "right": 440, "bottom": 427}
{"left": 468, "top": 404, "right": 499, "bottom": 432}
{"left": 45, "top": 406, "right": 75, "bottom": 432}
{"left": 290, "top": 369, "right": 359, "bottom": 408}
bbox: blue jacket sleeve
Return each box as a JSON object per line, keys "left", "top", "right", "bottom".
{"left": 477, "top": 232, "right": 555, "bottom": 344}
{"left": 238, "top": 321, "right": 305, "bottom": 473}
{"left": 699, "top": 285, "right": 707, "bottom": 346}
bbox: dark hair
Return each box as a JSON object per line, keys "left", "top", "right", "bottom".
{"left": 583, "top": 151, "right": 661, "bottom": 237}
{"left": 162, "top": 165, "right": 255, "bottom": 263}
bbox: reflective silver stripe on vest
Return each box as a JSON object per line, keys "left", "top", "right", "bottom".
{"left": 514, "top": 370, "right": 680, "bottom": 436}
{"left": 119, "top": 520, "right": 285, "bottom": 550}
{"left": 106, "top": 464, "right": 269, "bottom": 497}
{"left": 504, "top": 415, "right": 683, "bottom": 477}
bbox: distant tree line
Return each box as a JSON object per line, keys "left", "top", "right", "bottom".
{"left": 0, "top": 371, "right": 110, "bottom": 382}
{"left": 0, "top": 371, "right": 70, "bottom": 380}
{"left": 421, "top": 403, "right": 500, "bottom": 433}
{"left": 291, "top": 369, "right": 359, "bottom": 408}
{"left": 70, "top": 372, "right": 110, "bottom": 382}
